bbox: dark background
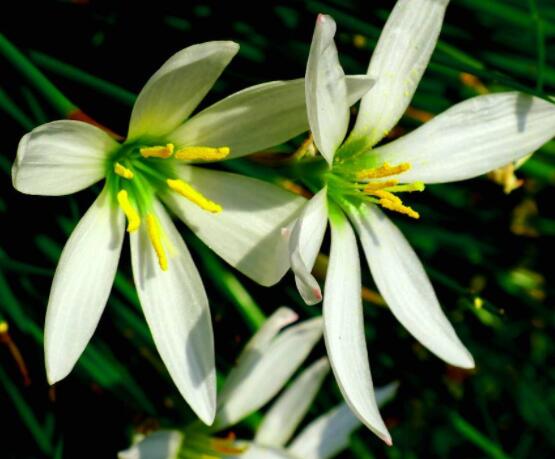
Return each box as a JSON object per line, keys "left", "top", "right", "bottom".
{"left": 1, "top": 0, "right": 555, "bottom": 457}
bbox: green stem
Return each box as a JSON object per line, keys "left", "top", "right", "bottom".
{"left": 0, "top": 85, "right": 34, "bottom": 130}
{"left": 0, "top": 33, "right": 76, "bottom": 117}
{"left": 528, "top": 0, "right": 546, "bottom": 91}
{"left": 0, "top": 365, "right": 53, "bottom": 455}
{"left": 29, "top": 50, "right": 136, "bottom": 107}
{"left": 185, "top": 233, "right": 266, "bottom": 331}
{"left": 450, "top": 412, "right": 511, "bottom": 459}
{"left": 21, "top": 87, "right": 49, "bottom": 124}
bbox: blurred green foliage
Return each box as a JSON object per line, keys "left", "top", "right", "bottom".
{"left": 1, "top": 0, "right": 555, "bottom": 458}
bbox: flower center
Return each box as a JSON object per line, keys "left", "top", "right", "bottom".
{"left": 106, "top": 142, "right": 229, "bottom": 271}
{"left": 179, "top": 431, "right": 245, "bottom": 459}
{"left": 330, "top": 161, "right": 424, "bottom": 219}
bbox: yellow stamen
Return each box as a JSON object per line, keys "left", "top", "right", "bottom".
{"left": 175, "top": 146, "right": 230, "bottom": 161}
{"left": 167, "top": 178, "right": 222, "bottom": 213}
{"left": 117, "top": 190, "right": 141, "bottom": 232}
{"left": 146, "top": 213, "right": 168, "bottom": 271}
{"left": 0, "top": 321, "right": 8, "bottom": 334}
{"left": 114, "top": 162, "right": 134, "bottom": 179}
{"left": 363, "top": 179, "right": 398, "bottom": 192}
{"left": 140, "top": 143, "right": 174, "bottom": 159}
{"left": 370, "top": 189, "right": 420, "bottom": 219}
{"left": 357, "top": 162, "right": 411, "bottom": 180}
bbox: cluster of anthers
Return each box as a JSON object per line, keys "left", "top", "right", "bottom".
{"left": 332, "top": 161, "right": 425, "bottom": 219}
{"left": 109, "top": 143, "right": 230, "bottom": 271}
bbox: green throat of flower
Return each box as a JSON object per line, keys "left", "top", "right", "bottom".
{"left": 328, "top": 161, "right": 425, "bottom": 219}
{"left": 105, "top": 141, "right": 230, "bottom": 271}
{"left": 178, "top": 431, "right": 245, "bottom": 459}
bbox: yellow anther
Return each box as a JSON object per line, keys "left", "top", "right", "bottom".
{"left": 474, "top": 297, "right": 484, "bottom": 309}
{"left": 399, "top": 181, "right": 425, "bottom": 193}
{"left": 175, "top": 146, "right": 230, "bottom": 161}
{"left": 357, "top": 162, "right": 411, "bottom": 180}
{"left": 140, "top": 143, "right": 174, "bottom": 159}
{"left": 117, "top": 190, "right": 141, "bottom": 232}
{"left": 146, "top": 214, "right": 168, "bottom": 271}
{"left": 363, "top": 179, "right": 398, "bottom": 192}
{"left": 0, "top": 321, "right": 8, "bottom": 333}
{"left": 167, "top": 178, "right": 222, "bottom": 213}
{"left": 114, "top": 162, "right": 134, "bottom": 179}
{"left": 370, "top": 189, "right": 420, "bottom": 219}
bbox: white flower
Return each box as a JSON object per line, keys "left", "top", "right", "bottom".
{"left": 289, "top": 1, "right": 555, "bottom": 444}
{"left": 118, "top": 308, "right": 397, "bottom": 459}
{"left": 12, "top": 41, "right": 318, "bottom": 424}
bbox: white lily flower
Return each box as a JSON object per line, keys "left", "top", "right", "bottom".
{"left": 119, "top": 308, "right": 397, "bottom": 459}
{"left": 289, "top": 2, "right": 555, "bottom": 444}
{"left": 12, "top": 41, "right": 320, "bottom": 424}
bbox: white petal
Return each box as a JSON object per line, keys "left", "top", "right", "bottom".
{"left": 288, "top": 404, "right": 358, "bottom": 459}
{"left": 288, "top": 383, "right": 398, "bottom": 459}
{"left": 45, "top": 189, "right": 124, "bottom": 383}
{"left": 168, "top": 75, "right": 374, "bottom": 160}
{"left": 374, "top": 382, "right": 400, "bottom": 407}
{"left": 349, "top": 204, "right": 474, "bottom": 368}
{"left": 373, "top": 92, "right": 555, "bottom": 183}
{"left": 346, "top": 75, "right": 376, "bottom": 106}
{"left": 289, "top": 188, "right": 328, "bottom": 305}
{"left": 306, "top": 14, "right": 348, "bottom": 163}
{"left": 256, "top": 357, "right": 330, "bottom": 448}
{"left": 351, "top": 0, "right": 449, "bottom": 147}
{"left": 164, "top": 166, "right": 305, "bottom": 286}
{"left": 127, "top": 42, "right": 238, "bottom": 141}
{"left": 324, "top": 207, "right": 391, "bottom": 444}
{"left": 12, "top": 120, "right": 116, "bottom": 196}
{"left": 239, "top": 443, "right": 296, "bottom": 459}
{"left": 220, "top": 307, "right": 299, "bottom": 408}
{"left": 130, "top": 202, "right": 216, "bottom": 424}
{"left": 213, "top": 317, "right": 323, "bottom": 429}
{"left": 168, "top": 79, "right": 306, "bottom": 160}
{"left": 118, "top": 431, "right": 183, "bottom": 459}
{"left": 235, "top": 307, "right": 299, "bottom": 368}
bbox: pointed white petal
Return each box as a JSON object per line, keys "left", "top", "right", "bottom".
{"left": 351, "top": 0, "right": 449, "bottom": 147}
{"left": 12, "top": 120, "right": 116, "bottom": 196}
{"left": 168, "top": 79, "right": 306, "bottom": 160}
{"left": 324, "top": 207, "right": 391, "bottom": 444}
{"left": 288, "top": 404, "right": 359, "bottom": 459}
{"left": 45, "top": 190, "right": 124, "bottom": 383}
{"left": 235, "top": 307, "right": 299, "bottom": 369}
{"left": 211, "top": 311, "right": 302, "bottom": 437}
{"left": 239, "top": 443, "right": 296, "bottom": 459}
{"left": 289, "top": 188, "right": 328, "bottom": 305}
{"left": 118, "top": 431, "right": 184, "bottom": 459}
{"left": 168, "top": 75, "right": 374, "bottom": 159}
{"left": 350, "top": 204, "right": 474, "bottom": 368}
{"left": 127, "top": 42, "right": 238, "bottom": 141}
{"left": 214, "top": 317, "right": 323, "bottom": 429}
{"left": 374, "top": 382, "right": 400, "bottom": 406}
{"left": 288, "top": 383, "right": 398, "bottom": 459}
{"left": 306, "top": 14, "right": 348, "bottom": 163}
{"left": 130, "top": 202, "right": 216, "bottom": 424}
{"left": 373, "top": 92, "right": 555, "bottom": 183}
{"left": 346, "top": 75, "right": 375, "bottom": 106}
{"left": 256, "top": 357, "right": 330, "bottom": 448}
{"left": 168, "top": 75, "right": 374, "bottom": 160}
{"left": 164, "top": 166, "right": 305, "bottom": 286}
{"left": 219, "top": 307, "right": 299, "bottom": 409}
